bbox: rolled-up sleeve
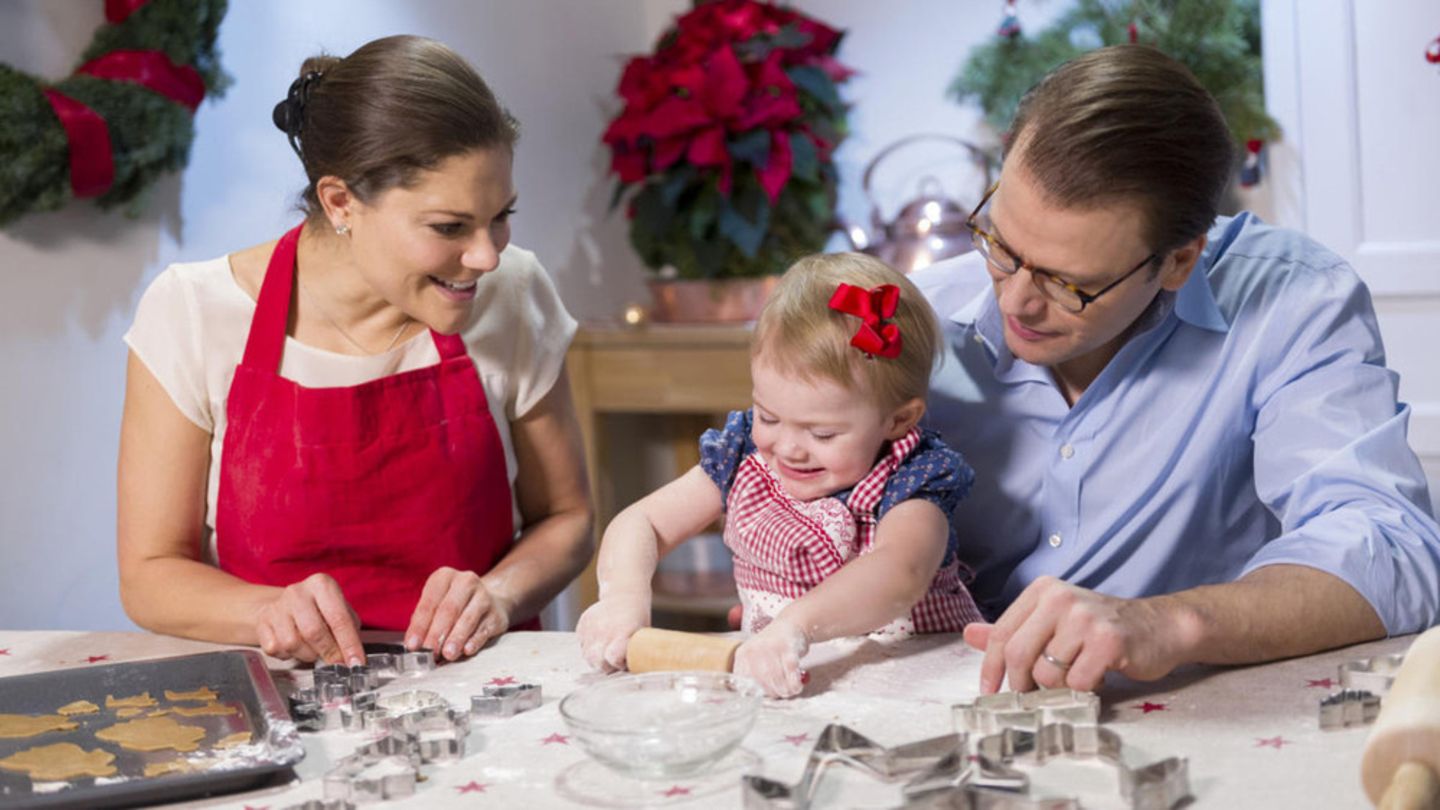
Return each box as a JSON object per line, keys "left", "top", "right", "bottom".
{"left": 1242, "top": 258, "right": 1440, "bottom": 634}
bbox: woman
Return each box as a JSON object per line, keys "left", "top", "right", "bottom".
{"left": 117, "top": 35, "right": 592, "bottom": 666}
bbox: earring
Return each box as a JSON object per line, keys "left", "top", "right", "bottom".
{"left": 335, "top": 223, "right": 350, "bottom": 236}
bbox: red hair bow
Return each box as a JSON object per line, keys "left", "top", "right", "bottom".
{"left": 828, "top": 283, "right": 903, "bottom": 359}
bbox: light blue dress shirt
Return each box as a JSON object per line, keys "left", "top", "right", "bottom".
{"left": 913, "top": 213, "right": 1440, "bottom": 634}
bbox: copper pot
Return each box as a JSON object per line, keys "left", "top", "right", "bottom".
{"left": 646, "top": 277, "right": 780, "bottom": 323}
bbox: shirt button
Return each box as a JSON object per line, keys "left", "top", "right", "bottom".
{"left": 1060, "top": 444, "right": 1074, "bottom": 459}
{"left": 972, "top": 333, "right": 985, "bottom": 345}
{"left": 1048, "top": 533, "right": 1063, "bottom": 548}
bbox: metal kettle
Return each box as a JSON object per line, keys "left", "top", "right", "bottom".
{"left": 840, "top": 134, "right": 995, "bottom": 273}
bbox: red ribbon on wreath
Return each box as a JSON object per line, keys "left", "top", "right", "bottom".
{"left": 829, "top": 283, "right": 903, "bottom": 359}
{"left": 1426, "top": 34, "right": 1440, "bottom": 65}
{"left": 41, "top": 0, "right": 208, "bottom": 199}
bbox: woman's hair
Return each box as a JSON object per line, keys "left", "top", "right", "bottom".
{"left": 1007, "top": 44, "right": 1234, "bottom": 255}
{"left": 274, "top": 35, "right": 519, "bottom": 218}
{"left": 752, "top": 253, "right": 941, "bottom": 411}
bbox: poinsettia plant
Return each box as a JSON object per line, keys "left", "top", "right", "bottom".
{"left": 603, "top": 0, "right": 852, "bottom": 280}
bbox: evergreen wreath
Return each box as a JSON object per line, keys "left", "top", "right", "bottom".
{"left": 0, "top": 0, "right": 229, "bottom": 228}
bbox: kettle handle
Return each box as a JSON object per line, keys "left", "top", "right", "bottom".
{"left": 861, "top": 133, "right": 996, "bottom": 215}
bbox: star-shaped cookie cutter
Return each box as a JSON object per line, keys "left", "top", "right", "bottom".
{"left": 972, "top": 723, "right": 1191, "bottom": 810}
{"left": 470, "top": 682, "right": 543, "bottom": 717}
{"left": 953, "top": 688, "right": 1100, "bottom": 734}
{"left": 737, "top": 717, "right": 1031, "bottom": 807}
{"left": 1338, "top": 653, "right": 1405, "bottom": 695}
{"left": 1318, "top": 689, "right": 1381, "bottom": 730}
{"left": 277, "top": 799, "right": 356, "bottom": 810}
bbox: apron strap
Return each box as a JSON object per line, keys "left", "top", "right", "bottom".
{"left": 431, "top": 330, "right": 468, "bottom": 359}
{"left": 240, "top": 224, "right": 303, "bottom": 371}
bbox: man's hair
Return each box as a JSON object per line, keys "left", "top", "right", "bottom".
{"left": 752, "top": 253, "right": 940, "bottom": 410}
{"left": 1007, "top": 44, "right": 1234, "bottom": 254}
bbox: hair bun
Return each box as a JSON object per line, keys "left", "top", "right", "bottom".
{"left": 273, "top": 71, "right": 323, "bottom": 158}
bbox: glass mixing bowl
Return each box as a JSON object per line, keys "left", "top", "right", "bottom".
{"left": 559, "top": 671, "right": 762, "bottom": 780}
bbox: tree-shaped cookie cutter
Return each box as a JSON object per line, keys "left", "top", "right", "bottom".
{"left": 953, "top": 688, "right": 1100, "bottom": 734}
{"left": 971, "top": 723, "right": 1191, "bottom": 810}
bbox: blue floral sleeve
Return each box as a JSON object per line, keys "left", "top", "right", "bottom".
{"left": 876, "top": 429, "right": 976, "bottom": 565}
{"left": 698, "top": 409, "right": 755, "bottom": 507}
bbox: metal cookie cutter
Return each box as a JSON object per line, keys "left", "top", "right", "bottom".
{"left": 351, "top": 690, "right": 471, "bottom": 763}
{"left": 322, "top": 748, "right": 420, "bottom": 803}
{"left": 1319, "top": 689, "right": 1381, "bottom": 730}
{"left": 973, "top": 723, "right": 1191, "bottom": 810}
{"left": 953, "top": 688, "right": 1100, "bottom": 734}
{"left": 278, "top": 800, "right": 356, "bottom": 810}
{"left": 1339, "top": 653, "right": 1404, "bottom": 695}
{"left": 471, "top": 682, "right": 543, "bottom": 717}
{"left": 363, "top": 642, "right": 437, "bottom": 678}
{"left": 742, "top": 724, "right": 982, "bottom": 809}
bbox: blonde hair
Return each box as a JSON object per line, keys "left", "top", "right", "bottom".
{"left": 752, "top": 253, "right": 941, "bottom": 410}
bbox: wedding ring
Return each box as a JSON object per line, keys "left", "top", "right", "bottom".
{"left": 1041, "top": 651, "right": 1073, "bottom": 671}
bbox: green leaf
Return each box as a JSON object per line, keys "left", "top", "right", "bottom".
{"left": 728, "top": 129, "right": 771, "bottom": 169}
{"left": 788, "top": 132, "right": 818, "bottom": 181}
{"left": 659, "top": 165, "right": 695, "bottom": 207}
{"left": 787, "top": 65, "right": 841, "bottom": 111}
{"left": 688, "top": 183, "right": 722, "bottom": 240}
{"left": 717, "top": 183, "right": 771, "bottom": 259}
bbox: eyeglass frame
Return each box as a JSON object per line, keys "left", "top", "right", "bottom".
{"left": 964, "top": 182, "right": 1159, "bottom": 314}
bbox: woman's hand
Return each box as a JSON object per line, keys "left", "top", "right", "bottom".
{"left": 254, "top": 573, "right": 365, "bottom": 664}
{"left": 733, "top": 617, "right": 811, "bottom": 698}
{"left": 405, "top": 567, "right": 512, "bottom": 662}
{"left": 576, "top": 592, "right": 651, "bottom": 672}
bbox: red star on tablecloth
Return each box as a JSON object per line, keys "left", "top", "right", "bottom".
{"left": 455, "top": 781, "right": 488, "bottom": 793}
{"left": 1135, "top": 702, "right": 1168, "bottom": 714}
{"left": 1306, "top": 678, "right": 1337, "bottom": 689}
{"left": 243, "top": 805, "right": 269, "bottom": 810}
{"left": 85, "top": 655, "right": 110, "bottom": 663}
{"left": 783, "top": 733, "right": 810, "bottom": 746}
{"left": 541, "top": 732, "right": 570, "bottom": 745}
{"left": 661, "top": 785, "right": 692, "bottom": 797}
{"left": 0, "top": 649, "right": 11, "bottom": 656}
{"left": 1255, "top": 736, "right": 1291, "bottom": 749}
{"left": 488, "top": 676, "right": 517, "bottom": 686}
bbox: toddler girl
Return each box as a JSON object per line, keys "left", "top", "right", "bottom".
{"left": 576, "top": 253, "right": 982, "bottom": 697}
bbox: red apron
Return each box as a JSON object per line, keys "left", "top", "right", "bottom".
{"left": 216, "top": 224, "right": 533, "bottom": 631}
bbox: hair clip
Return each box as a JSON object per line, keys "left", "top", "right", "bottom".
{"left": 828, "top": 283, "right": 903, "bottom": 359}
{"left": 272, "top": 71, "right": 324, "bottom": 159}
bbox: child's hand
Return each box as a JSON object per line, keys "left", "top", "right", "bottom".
{"left": 576, "top": 593, "right": 651, "bottom": 672}
{"left": 734, "top": 617, "right": 811, "bottom": 698}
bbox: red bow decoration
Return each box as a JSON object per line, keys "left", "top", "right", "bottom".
{"left": 828, "top": 283, "right": 903, "bottom": 359}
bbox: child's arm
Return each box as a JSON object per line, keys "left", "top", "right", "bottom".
{"left": 576, "top": 465, "right": 724, "bottom": 672}
{"left": 733, "top": 498, "right": 949, "bottom": 696}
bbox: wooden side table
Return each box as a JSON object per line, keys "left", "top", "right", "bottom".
{"left": 566, "top": 322, "right": 754, "bottom": 619}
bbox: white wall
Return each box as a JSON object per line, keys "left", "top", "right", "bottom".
{"left": 0, "top": 1, "right": 653, "bottom": 630}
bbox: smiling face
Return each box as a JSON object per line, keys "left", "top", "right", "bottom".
{"left": 337, "top": 147, "right": 517, "bottom": 335}
{"left": 749, "top": 358, "right": 917, "bottom": 502}
{"left": 983, "top": 146, "right": 1202, "bottom": 393}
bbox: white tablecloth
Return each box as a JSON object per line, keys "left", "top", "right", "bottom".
{"left": 0, "top": 629, "right": 1411, "bottom": 808}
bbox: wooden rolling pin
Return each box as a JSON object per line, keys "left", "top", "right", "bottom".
{"left": 626, "top": 628, "right": 741, "bottom": 673}
{"left": 1362, "top": 626, "right": 1440, "bottom": 808}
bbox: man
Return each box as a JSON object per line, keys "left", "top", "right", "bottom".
{"left": 915, "top": 44, "right": 1440, "bottom": 694}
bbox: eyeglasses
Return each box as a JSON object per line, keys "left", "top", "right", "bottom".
{"left": 965, "top": 182, "right": 1158, "bottom": 314}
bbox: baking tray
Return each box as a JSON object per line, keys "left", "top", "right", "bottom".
{"left": 0, "top": 650, "right": 304, "bottom": 809}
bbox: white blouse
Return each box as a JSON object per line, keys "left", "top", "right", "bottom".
{"left": 123, "top": 243, "right": 577, "bottom": 562}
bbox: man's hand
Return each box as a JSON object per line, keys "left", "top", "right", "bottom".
{"left": 576, "top": 592, "right": 651, "bottom": 672}
{"left": 734, "top": 617, "right": 811, "bottom": 698}
{"left": 962, "top": 576, "right": 1198, "bottom": 693}
{"left": 405, "top": 567, "right": 512, "bottom": 662}
{"left": 254, "top": 573, "right": 364, "bottom": 665}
